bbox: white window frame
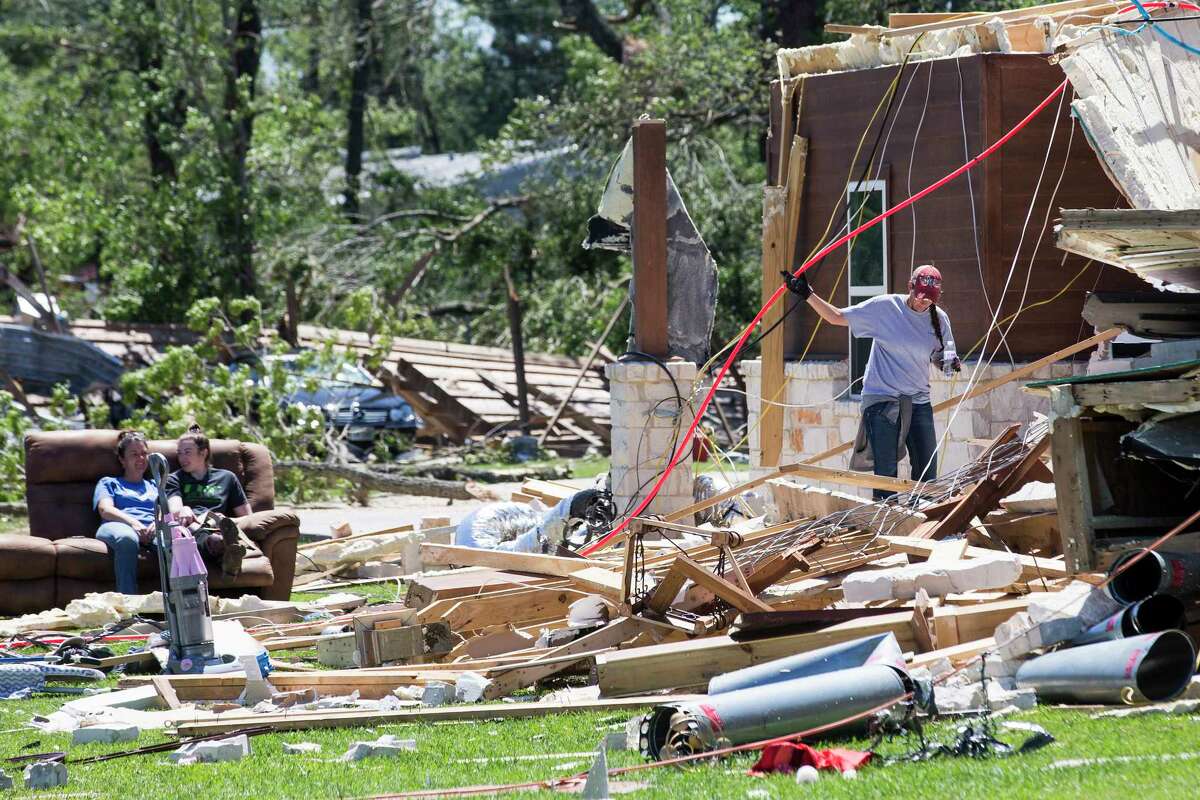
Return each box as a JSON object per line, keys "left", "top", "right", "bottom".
{"left": 846, "top": 179, "right": 889, "bottom": 397}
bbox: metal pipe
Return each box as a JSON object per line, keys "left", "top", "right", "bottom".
{"left": 1107, "top": 549, "right": 1200, "bottom": 605}
{"left": 1016, "top": 630, "right": 1197, "bottom": 704}
{"left": 1071, "top": 594, "right": 1185, "bottom": 646}
{"left": 708, "top": 632, "right": 904, "bottom": 695}
{"left": 639, "top": 664, "right": 911, "bottom": 759}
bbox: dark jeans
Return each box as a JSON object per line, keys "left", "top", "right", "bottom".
{"left": 864, "top": 401, "right": 938, "bottom": 501}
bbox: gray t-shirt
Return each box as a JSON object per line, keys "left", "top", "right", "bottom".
{"left": 841, "top": 294, "right": 955, "bottom": 405}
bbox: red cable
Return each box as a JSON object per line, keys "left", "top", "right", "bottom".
{"left": 581, "top": 78, "right": 1069, "bottom": 557}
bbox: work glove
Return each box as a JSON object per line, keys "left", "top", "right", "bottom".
{"left": 780, "top": 270, "right": 813, "bottom": 300}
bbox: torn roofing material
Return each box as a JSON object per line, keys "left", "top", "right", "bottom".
{"left": 1057, "top": 12, "right": 1200, "bottom": 211}
{"left": 584, "top": 138, "right": 718, "bottom": 365}
{"left": 1056, "top": 209, "right": 1200, "bottom": 293}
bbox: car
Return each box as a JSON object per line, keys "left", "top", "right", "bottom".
{"left": 247, "top": 354, "right": 421, "bottom": 451}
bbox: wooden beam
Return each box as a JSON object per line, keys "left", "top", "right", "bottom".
{"left": 825, "top": 23, "right": 888, "bottom": 35}
{"left": 152, "top": 676, "right": 181, "bottom": 710}
{"left": 781, "top": 463, "right": 917, "bottom": 492}
{"left": 173, "top": 694, "right": 702, "bottom": 737}
{"left": 760, "top": 185, "right": 788, "bottom": 468}
{"left": 663, "top": 463, "right": 801, "bottom": 523}
{"left": 880, "top": 0, "right": 1117, "bottom": 37}
{"left": 803, "top": 329, "right": 1122, "bottom": 465}
{"left": 442, "top": 587, "right": 588, "bottom": 632}
{"left": 632, "top": 119, "right": 668, "bottom": 358}
{"left": 1069, "top": 378, "right": 1200, "bottom": 407}
{"left": 644, "top": 561, "right": 688, "bottom": 614}
{"left": 671, "top": 555, "right": 773, "bottom": 613}
{"left": 419, "top": 543, "right": 609, "bottom": 579}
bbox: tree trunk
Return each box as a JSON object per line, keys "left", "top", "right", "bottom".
{"left": 558, "top": 0, "right": 625, "bottom": 62}
{"left": 300, "top": 0, "right": 321, "bottom": 95}
{"left": 222, "top": 0, "right": 262, "bottom": 297}
{"left": 344, "top": 0, "right": 372, "bottom": 218}
{"left": 503, "top": 265, "right": 530, "bottom": 435}
{"left": 274, "top": 460, "right": 475, "bottom": 500}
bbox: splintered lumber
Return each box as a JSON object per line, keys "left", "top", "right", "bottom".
{"left": 914, "top": 435, "right": 1053, "bottom": 540}
{"left": 883, "top": 536, "right": 1067, "bottom": 583}
{"left": 172, "top": 694, "right": 702, "bottom": 737}
{"left": 908, "top": 637, "right": 997, "bottom": 669}
{"left": 778, "top": 464, "right": 917, "bottom": 493}
{"left": 594, "top": 596, "right": 1033, "bottom": 696}
{"left": 483, "top": 616, "right": 645, "bottom": 699}
{"left": 744, "top": 530, "right": 889, "bottom": 593}
{"left": 442, "top": 587, "right": 588, "bottom": 632}
{"left": 404, "top": 569, "right": 554, "bottom": 609}
{"left": 670, "top": 555, "right": 773, "bottom": 613}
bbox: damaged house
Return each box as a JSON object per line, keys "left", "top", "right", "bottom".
{"left": 742, "top": 5, "right": 1183, "bottom": 482}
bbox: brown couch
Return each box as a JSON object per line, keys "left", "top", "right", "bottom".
{"left": 0, "top": 430, "right": 300, "bottom": 615}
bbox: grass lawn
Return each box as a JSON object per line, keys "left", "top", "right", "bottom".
{"left": 0, "top": 696, "right": 1196, "bottom": 799}
{"left": 2, "top": 587, "right": 1194, "bottom": 798}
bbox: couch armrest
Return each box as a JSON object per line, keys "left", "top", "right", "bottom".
{"left": 235, "top": 509, "right": 299, "bottom": 601}
{"left": 235, "top": 509, "right": 299, "bottom": 544}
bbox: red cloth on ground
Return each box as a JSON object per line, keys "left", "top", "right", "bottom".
{"left": 748, "top": 742, "right": 873, "bottom": 776}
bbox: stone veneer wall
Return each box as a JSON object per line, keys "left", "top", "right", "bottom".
{"left": 606, "top": 360, "right": 696, "bottom": 518}
{"left": 741, "top": 358, "right": 1085, "bottom": 498}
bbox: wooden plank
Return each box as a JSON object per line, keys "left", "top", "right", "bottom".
{"left": 566, "top": 566, "right": 625, "bottom": 601}
{"left": 632, "top": 119, "right": 668, "bottom": 357}
{"left": 419, "top": 543, "right": 610, "bottom": 579}
{"left": 152, "top": 676, "right": 181, "bottom": 710}
{"left": 781, "top": 463, "right": 917, "bottom": 492}
{"left": 1049, "top": 385, "right": 1098, "bottom": 574}
{"left": 482, "top": 617, "right": 644, "bottom": 699}
{"left": 908, "top": 637, "right": 996, "bottom": 669}
{"left": 1070, "top": 378, "right": 1200, "bottom": 407}
{"left": 173, "top": 694, "right": 701, "bottom": 737}
{"left": 802, "top": 329, "right": 1122, "bottom": 465}
{"left": 594, "top": 612, "right": 918, "bottom": 696}
{"left": 663, "top": 463, "right": 801, "bottom": 523}
{"left": 672, "top": 555, "right": 773, "bottom": 613}
{"left": 644, "top": 561, "right": 688, "bottom": 614}
{"left": 880, "top": 0, "right": 1117, "bottom": 37}
{"left": 443, "top": 587, "right": 588, "bottom": 632}
{"left": 760, "top": 185, "right": 789, "bottom": 468}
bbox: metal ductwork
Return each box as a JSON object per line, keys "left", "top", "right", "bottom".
{"left": 707, "top": 632, "right": 905, "bottom": 695}
{"left": 639, "top": 664, "right": 912, "bottom": 759}
{"left": 1016, "top": 630, "right": 1197, "bottom": 704}
{"left": 1107, "top": 549, "right": 1200, "bottom": 605}
{"left": 1071, "top": 595, "right": 1186, "bottom": 646}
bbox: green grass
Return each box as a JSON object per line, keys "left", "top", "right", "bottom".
{"left": 2, "top": 588, "right": 1194, "bottom": 797}
{"left": 0, "top": 699, "right": 1196, "bottom": 799}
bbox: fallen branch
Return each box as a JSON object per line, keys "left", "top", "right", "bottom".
{"left": 274, "top": 461, "right": 475, "bottom": 500}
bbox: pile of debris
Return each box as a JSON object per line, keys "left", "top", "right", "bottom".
{"left": 9, "top": 418, "right": 1180, "bottom": 792}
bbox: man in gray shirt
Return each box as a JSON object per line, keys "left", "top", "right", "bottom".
{"left": 781, "top": 264, "right": 961, "bottom": 499}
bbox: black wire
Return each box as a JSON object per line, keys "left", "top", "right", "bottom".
{"left": 618, "top": 351, "right": 687, "bottom": 519}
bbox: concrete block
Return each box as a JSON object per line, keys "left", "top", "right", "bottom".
{"left": 23, "top": 762, "right": 66, "bottom": 790}
{"left": 340, "top": 735, "right": 417, "bottom": 762}
{"left": 1028, "top": 580, "right": 1120, "bottom": 628}
{"left": 421, "top": 681, "right": 453, "bottom": 707}
{"left": 987, "top": 683, "right": 1037, "bottom": 711}
{"left": 72, "top": 723, "right": 140, "bottom": 745}
{"left": 841, "top": 553, "right": 1024, "bottom": 603}
{"left": 170, "top": 734, "right": 251, "bottom": 764}
{"left": 935, "top": 683, "right": 984, "bottom": 713}
{"left": 283, "top": 742, "right": 323, "bottom": 755}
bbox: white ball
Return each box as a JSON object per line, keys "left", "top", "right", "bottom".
{"left": 842, "top": 768, "right": 858, "bottom": 780}
{"left": 795, "top": 765, "right": 820, "bottom": 784}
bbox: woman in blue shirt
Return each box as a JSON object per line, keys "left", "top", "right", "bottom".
{"left": 93, "top": 430, "right": 157, "bottom": 594}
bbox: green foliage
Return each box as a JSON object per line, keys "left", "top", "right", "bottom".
{"left": 107, "top": 297, "right": 384, "bottom": 502}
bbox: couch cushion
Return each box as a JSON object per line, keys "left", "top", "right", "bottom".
{"left": 53, "top": 536, "right": 273, "bottom": 589}
{"left": 54, "top": 536, "right": 159, "bottom": 582}
{"left": 0, "top": 534, "right": 57, "bottom": 580}
{"left": 0, "top": 579, "right": 57, "bottom": 615}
